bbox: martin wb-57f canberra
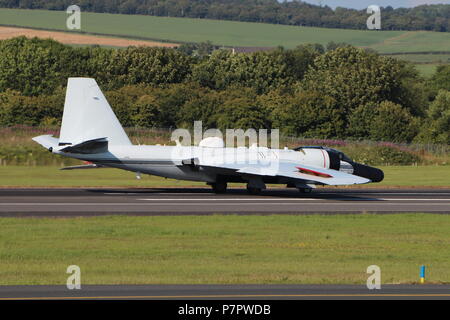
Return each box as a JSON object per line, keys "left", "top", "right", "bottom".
{"left": 33, "top": 78, "right": 384, "bottom": 194}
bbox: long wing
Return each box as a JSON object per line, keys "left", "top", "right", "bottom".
{"left": 199, "top": 159, "right": 370, "bottom": 186}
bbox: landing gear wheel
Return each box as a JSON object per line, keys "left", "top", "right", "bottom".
{"left": 211, "top": 181, "right": 227, "bottom": 194}
{"left": 298, "top": 188, "right": 312, "bottom": 194}
{"left": 247, "top": 184, "right": 262, "bottom": 195}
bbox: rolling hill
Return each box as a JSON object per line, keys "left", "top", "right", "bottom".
{"left": 0, "top": 8, "right": 449, "bottom": 53}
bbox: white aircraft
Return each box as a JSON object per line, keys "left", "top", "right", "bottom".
{"left": 33, "top": 78, "right": 384, "bottom": 194}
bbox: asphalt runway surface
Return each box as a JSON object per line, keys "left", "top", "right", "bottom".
{"left": 1, "top": 284, "right": 450, "bottom": 300}
{"left": 0, "top": 188, "right": 449, "bottom": 217}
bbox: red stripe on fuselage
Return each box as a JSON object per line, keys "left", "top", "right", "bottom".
{"left": 296, "top": 166, "right": 333, "bottom": 178}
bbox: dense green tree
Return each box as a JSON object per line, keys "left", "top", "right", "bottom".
{"left": 0, "top": 37, "right": 69, "bottom": 96}
{"left": 260, "top": 88, "right": 344, "bottom": 138}
{"left": 368, "top": 101, "right": 419, "bottom": 142}
{"left": 192, "top": 49, "right": 291, "bottom": 94}
{"left": 273, "top": 45, "right": 322, "bottom": 83}
{"left": 0, "top": 37, "right": 445, "bottom": 144}
{"left": 90, "top": 46, "right": 193, "bottom": 90}
{"left": 214, "top": 87, "right": 268, "bottom": 130}
{"left": 292, "top": 90, "right": 344, "bottom": 138}
{"left": 347, "top": 103, "right": 377, "bottom": 139}
{"left": 105, "top": 85, "right": 152, "bottom": 127}
{"left": 176, "top": 87, "right": 221, "bottom": 129}
{"left": 257, "top": 89, "right": 296, "bottom": 135}
{"left": 0, "top": 38, "right": 193, "bottom": 96}
{"left": 131, "top": 94, "right": 161, "bottom": 127}
{"left": 301, "top": 47, "right": 426, "bottom": 135}
{"left": 0, "top": 89, "right": 64, "bottom": 126}
{"left": 431, "top": 65, "right": 450, "bottom": 92}
{"left": 415, "top": 90, "right": 450, "bottom": 144}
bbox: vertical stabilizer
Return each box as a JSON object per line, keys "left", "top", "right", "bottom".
{"left": 59, "top": 78, "right": 131, "bottom": 146}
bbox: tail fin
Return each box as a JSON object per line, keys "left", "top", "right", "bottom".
{"left": 59, "top": 78, "right": 131, "bottom": 146}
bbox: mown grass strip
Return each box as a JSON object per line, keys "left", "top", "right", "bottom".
{"left": 0, "top": 214, "right": 449, "bottom": 285}
{"left": 0, "top": 165, "right": 449, "bottom": 188}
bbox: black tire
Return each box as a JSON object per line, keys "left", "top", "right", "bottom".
{"left": 211, "top": 181, "right": 227, "bottom": 194}
{"left": 247, "top": 184, "right": 262, "bottom": 195}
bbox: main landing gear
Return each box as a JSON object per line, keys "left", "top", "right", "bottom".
{"left": 209, "top": 182, "right": 263, "bottom": 195}
{"left": 298, "top": 188, "right": 313, "bottom": 194}
{"left": 246, "top": 184, "right": 262, "bottom": 195}
{"left": 210, "top": 181, "right": 228, "bottom": 194}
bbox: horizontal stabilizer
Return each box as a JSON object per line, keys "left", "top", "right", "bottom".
{"left": 32, "top": 135, "right": 59, "bottom": 151}
{"left": 60, "top": 137, "right": 108, "bottom": 154}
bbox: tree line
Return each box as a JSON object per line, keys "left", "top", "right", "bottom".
{"left": 0, "top": 36, "right": 449, "bottom": 145}
{"left": 1, "top": 0, "right": 449, "bottom": 32}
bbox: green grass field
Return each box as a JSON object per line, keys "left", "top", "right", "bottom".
{"left": 366, "top": 31, "right": 450, "bottom": 54}
{"left": 0, "top": 165, "right": 449, "bottom": 188}
{"left": 1, "top": 8, "right": 450, "bottom": 53}
{"left": 0, "top": 214, "right": 449, "bottom": 285}
{"left": 413, "top": 64, "right": 442, "bottom": 77}
{"left": 387, "top": 53, "right": 449, "bottom": 77}
{"left": 389, "top": 53, "right": 450, "bottom": 63}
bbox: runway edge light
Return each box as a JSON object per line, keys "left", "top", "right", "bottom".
{"left": 420, "top": 265, "right": 426, "bottom": 284}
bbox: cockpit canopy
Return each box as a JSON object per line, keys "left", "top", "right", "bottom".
{"left": 294, "top": 146, "right": 353, "bottom": 170}
{"left": 294, "top": 146, "right": 353, "bottom": 164}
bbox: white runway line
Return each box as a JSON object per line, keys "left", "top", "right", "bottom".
{"left": 0, "top": 202, "right": 449, "bottom": 206}
{"left": 103, "top": 193, "right": 139, "bottom": 195}
{"left": 318, "top": 192, "right": 450, "bottom": 195}
{"left": 137, "top": 198, "right": 317, "bottom": 201}
{"left": 103, "top": 193, "right": 201, "bottom": 195}
{"left": 136, "top": 198, "right": 450, "bottom": 201}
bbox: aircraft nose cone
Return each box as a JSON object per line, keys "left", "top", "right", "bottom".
{"left": 352, "top": 162, "right": 384, "bottom": 182}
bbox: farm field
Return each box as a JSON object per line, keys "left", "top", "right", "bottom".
{"left": 367, "top": 31, "right": 450, "bottom": 54}
{"left": 389, "top": 53, "right": 450, "bottom": 63}
{"left": 0, "top": 26, "right": 177, "bottom": 48}
{"left": 387, "top": 53, "right": 450, "bottom": 76}
{"left": 0, "top": 8, "right": 449, "bottom": 53}
{"left": 413, "top": 64, "right": 442, "bottom": 77}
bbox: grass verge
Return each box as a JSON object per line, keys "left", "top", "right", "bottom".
{"left": 0, "top": 214, "right": 449, "bottom": 285}
{"left": 0, "top": 165, "right": 449, "bottom": 188}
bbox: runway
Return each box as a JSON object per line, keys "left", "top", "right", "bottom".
{"left": 0, "top": 188, "right": 449, "bottom": 216}
{"left": 1, "top": 284, "right": 450, "bottom": 300}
